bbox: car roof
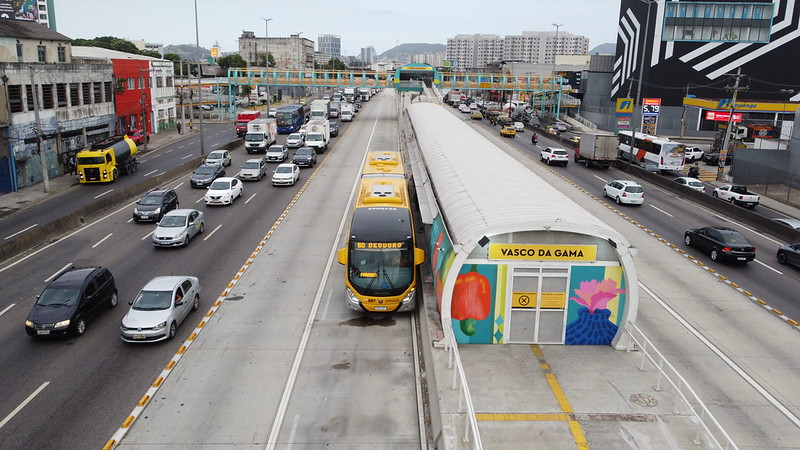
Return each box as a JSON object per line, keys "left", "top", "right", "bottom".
{"left": 244, "top": 158, "right": 264, "bottom": 163}
{"left": 213, "top": 176, "right": 236, "bottom": 181}
{"left": 612, "top": 179, "right": 641, "bottom": 185}
{"left": 144, "top": 187, "right": 171, "bottom": 196}
{"left": 140, "top": 276, "right": 188, "bottom": 292}
{"left": 773, "top": 218, "right": 800, "bottom": 229}
{"left": 50, "top": 267, "right": 101, "bottom": 288}
{"left": 276, "top": 163, "right": 296, "bottom": 168}
{"left": 208, "top": 150, "right": 227, "bottom": 155}
{"left": 163, "top": 209, "right": 198, "bottom": 217}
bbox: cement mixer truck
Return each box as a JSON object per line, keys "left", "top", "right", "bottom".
{"left": 76, "top": 135, "right": 138, "bottom": 183}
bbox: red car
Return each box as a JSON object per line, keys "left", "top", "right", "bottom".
{"left": 128, "top": 129, "right": 150, "bottom": 146}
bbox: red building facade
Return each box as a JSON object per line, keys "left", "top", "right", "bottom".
{"left": 112, "top": 58, "right": 151, "bottom": 134}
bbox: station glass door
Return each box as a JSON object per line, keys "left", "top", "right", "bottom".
{"left": 506, "top": 266, "right": 569, "bottom": 344}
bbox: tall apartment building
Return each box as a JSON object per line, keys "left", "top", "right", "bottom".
{"left": 446, "top": 31, "right": 589, "bottom": 71}
{"left": 317, "top": 34, "right": 341, "bottom": 59}
{"left": 360, "top": 46, "right": 376, "bottom": 65}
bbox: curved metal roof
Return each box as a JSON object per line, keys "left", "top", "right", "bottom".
{"left": 407, "top": 102, "right": 632, "bottom": 255}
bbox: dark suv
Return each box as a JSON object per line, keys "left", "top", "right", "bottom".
{"left": 292, "top": 147, "right": 317, "bottom": 168}
{"left": 190, "top": 164, "right": 226, "bottom": 188}
{"left": 25, "top": 267, "right": 118, "bottom": 337}
{"left": 133, "top": 188, "right": 179, "bottom": 222}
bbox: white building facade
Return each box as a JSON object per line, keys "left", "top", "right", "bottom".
{"left": 446, "top": 31, "right": 589, "bottom": 71}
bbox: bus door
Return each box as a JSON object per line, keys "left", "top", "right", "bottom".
{"left": 506, "top": 266, "right": 569, "bottom": 344}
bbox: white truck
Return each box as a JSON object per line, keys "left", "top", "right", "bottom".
{"left": 574, "top": 132, "right": 618, "bottom": 169}
{"left": 305, "top": 119, "right": 330, "bottom": 153}
{"left": 712, "top": 185, "right": 760, "bottom": 208}
{"left": 359, "top": 88, "right": 370, "bottom": 101}
{"left": 310, "top": 99, "right": 330, "bottom": 120}
{"left": 329, "top": 101, "right": 341, "bottom": 118}
{"left": 341, "top": 103, "right": 354, "bottom": 122}
{"left": 343, "top": 87, "right": 356, "bottom": 103}
{"left": 244, "top": 118, "right": 277, "bottom": 154}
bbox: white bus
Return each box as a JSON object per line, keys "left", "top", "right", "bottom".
{"left": 618, "top": 131, "right": 685, "bottom": 171}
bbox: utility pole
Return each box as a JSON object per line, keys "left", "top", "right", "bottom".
{"left": 29, "top": 66, "right": 49, "bottom": 192}
{"left": 717, "top": 67, "right": 746, "bottom": 181}
{"left": 194, "top": 0, "right": 206, "bottom": 155}
{"left": 551, "top": 23, "right": 563, "bottom": 120}
{"left": 262, "top": 17, "right": 272, "bottom": 112}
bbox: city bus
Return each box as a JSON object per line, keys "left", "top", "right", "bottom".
{"left": 337, "top": 154, "right": 424, "bottom": 313}
{"left": 617, "top": 131, "right": 686, "bottom": 171}
{"left": 361, "top": 151, "right": 406, "bottom": 178}
{"left": 275, "top": 104, "right": 308, "bottom": 134}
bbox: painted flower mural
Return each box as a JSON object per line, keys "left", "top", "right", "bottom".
{"left": 566, "top": 278, "right": 625, "bottom": 345}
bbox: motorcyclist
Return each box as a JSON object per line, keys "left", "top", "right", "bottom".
{"left": 532, "top": 133, "right": 538, "bottom": 145}
{"left": 688, "top": 163, "right": 700, "bottom": 178}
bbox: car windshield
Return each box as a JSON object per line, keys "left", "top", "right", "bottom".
{"left": 139, "top": 195, "right": 163, "bottom": 205}
{"left": 296, "top": 148, "right": 312, "bottom": 156}
{"left": 288, "top": 134, "right": 301, "bottom": 140}
{"left": 77, "top": 156, "right": 105, "bottom": 165}
{"left": 159, "top": 215, "right": 187, "bottom": 227}
{"left": 688, "top": 181, "right": 703, "bottom": 187}
{"left": 37, "top": 287, "right": 80, "bottom": 306}
{"left": 276, "top": 166, "right": 293, "bottom": 174}
{"left": 268, "top": 147, "right": 283, "bottom": 153}
{"left": 348, "top": 246, "right": 414, "bottom": 293}
{"left": 195, "top": 166, "right": 216, "bottom": 175}
{"left": 131, "top": 290, "right": 172, "bottom": 311}
{"left": 244, "top": 134, "right": 264, "bottom": 142}
{"left": 243, "top": 162, "right": 261, "bottom": 169}
{"left": 209, "top": 180, "right": 231, "bottom": 190}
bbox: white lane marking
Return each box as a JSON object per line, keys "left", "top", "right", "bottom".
{"left": 150, "top": 153, "right": 161, "bottom": 158}
{"left": 94, "top": 189, "right": 114, "bottom": 199}
{"left": 640, "top": 282, "right": 800, "bottom": 428}
{"left": 140, "top": 230, "right": 154, "bottom": 241}
{"left": 45, "top": 263, "right": 73, "bottom": 282}
{"left": 266, "top": 108, "right": 384, "bottom": 450}
{"left": 127, "top": 218, "right": 133, "bottom": 223}
{"left": 287, "top": 414, "right": 301, "bottom": 449}
{"left": 202, "top": 224, "right": 222, "bottom": 241}
{"left": 321, "top": 290, "right": 334, "bottom": 321}
{"left": 754, "top": 259, "right": 783, "bottom": 274}
{"left": 143, "top": 169, "right": 159, "bottom": 177}
{"left": 182, "top": 154, "right": 193, "bottom": 160}
{"left": 0, "top": 382, "right": 50, "bottom": 429}
{"left": 650, "top": 205, "right": 674, "bottom": 217}
{"left": 5, "top": 223, "right": 38, "bottom": 240}
{"left": 165, "top": 149, "right": 174, "bottom": 154}
{"left": 195, "top": 197, "right": 204, "bottom": 204}
{"left": 593, "top": 174, "right": 608, "bottom": 183}
{"left": 0, "top": 304, "right": 16, "bottom": 318}
{"left": 245, "top": 193, "right": 257, "bottom": 204}
{"left": 92, "top": 233, "right": 113, "bottom": 248}
{"left": 178, "top": 145, "right": 185, "bottom": 149}
{"left": 173, "top": 182, "right": 184, "bottom": 190}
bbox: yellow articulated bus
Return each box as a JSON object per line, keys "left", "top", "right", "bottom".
{"left": 337, "top": 153, "right": 425, "bottom": 312}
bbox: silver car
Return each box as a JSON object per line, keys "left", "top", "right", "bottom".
{"left": 238, "top": 158, "right": 268, "bottom": 181}
{"left": 120, "top": 276, "right": 200, "bottom": 343}
{"left": 151, "top": 209, "right": 204, "bottom": 247}
{"left": 285, "top": 133, "right": 304, "bottom": 148}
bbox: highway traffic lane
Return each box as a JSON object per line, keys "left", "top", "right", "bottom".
{"left": 0, "top": 167, "right": 309, "bottom": 448}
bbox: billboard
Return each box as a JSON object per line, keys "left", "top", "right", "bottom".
{"left": 0, "top": 0, "right": 39, "bottom": 22}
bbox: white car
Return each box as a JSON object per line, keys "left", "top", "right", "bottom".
{"left": 299, "top": 124, "right": 307, "bottom": 138}
{"left": 673, "top": 177, "right": 705, "bottom": 192}
{"left": 540, "top": 147, "right": 569, "bottom": 166}
{"left": 458, "top": 104, "right": 471, "bottom": 113}
{"left": 268, "top": 108, "right": 277, "bottom": 118}
{"left": 603, "top": 180, "right": 644, "bottom": 205}
{"left": 151, "top": 209, "right": 205, "bottom": 247}
{"left": 285, "top": 133, "right": 304, "bottom": 149}
{"left": 684, "top": 146, "right": 704, "bottom": 162}
{"left": 266, "top": 145, "right": 288, "bottom": 163}
{"left": 553, "top": 121, "right": 569, "bottom": 132}
{"left": 272, "top": 163, "right": 300, "bottom": 186}
{"left": 238, "top": 158, "right": 268, "bottom": 181}
{"left": 514, "top": 122, "right": 525, "bottom": 132}
{"left": 120, "top": 276, "right": 200, "bottom": 343}
{"left": 204, "top": 149, "right": 231, "bottom": 167}
{"left": 204, "top": 177, "right": 243, "bottom": 205}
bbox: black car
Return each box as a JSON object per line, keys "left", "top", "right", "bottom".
{"left": 190, "top": 164, "right": 225, "bottom": 188}
{"left": 777, "top": 243, "right": 800, "bottom": 268}
{"left": 133, "top": 187, "right": 179, "bottom": 222}
{"left": 702, "top": 150, "right": 734, "bottom": 165}
{"left": 25, "top": 267, "right": 118, "bottom": 337}
{"left": 684, "top": 226, "right": 756, "bottom": 263}
{"left": 292, "top": 146, "right": 317, "bottom": 167}
{"left": 330, "top": 121, "right": 339, "bottom": 137}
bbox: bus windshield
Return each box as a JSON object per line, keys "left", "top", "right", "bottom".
{"left": 348, "top": 244, "right": 414, "bottom": 295}
{"left": 276, "top": 112, "right": 296, "bottom": 127}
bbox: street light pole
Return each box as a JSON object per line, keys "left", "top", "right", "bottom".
{"left": 262, "top": 17, "right": 272, "bottom": 112}
{"left": 29, "top": 66, "right": 49, "bottom": 192}
{"left": 625, "top": 0, "right": 656, "bottom": 171}
{"left": 194, "top": 0, "right": 206, "bottom": 155}
{"left": 551, "top": 23, "right": 563, "bottom": 120}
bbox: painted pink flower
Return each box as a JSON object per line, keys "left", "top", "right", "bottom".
{"left": 570, "top": 279, "right": 625, "bottom": 313}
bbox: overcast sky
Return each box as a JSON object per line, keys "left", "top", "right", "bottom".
{"left": 55, "top": 0, "right": 621, "bottom": 56}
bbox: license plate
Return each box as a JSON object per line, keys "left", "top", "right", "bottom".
{"left": 737, "top": 257, "right": 746, "bottom": 260}
{"left": 132, "top": 334, "right": 146, "bottom": 340}
{"left": 374, "top": 307, "right": 387, "bottom": 311}
{"left": 37, "top": 329, "right": 50, "bottom": 335}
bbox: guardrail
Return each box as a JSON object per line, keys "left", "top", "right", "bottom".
{"left": 624, "top": 322, "right": 738, "bottom": 449}
{"left": 445, "top": 340, "right": 483, "bottom": 449}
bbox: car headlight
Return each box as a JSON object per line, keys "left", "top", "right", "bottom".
{"left": 153, "top": 321, "right": 167, "bottom": 331}
{"left": 25, "top": 320, "right": 33, "bottom": 328}
{"left": 401, "top": 288, "right": 416, "bottom": 304}
{"left": 344, "top": 287, "right": 360, "bottom": 305}
{"left": 154, "top": 207, "right": 161, "bottom": 214}
{"left": 54, "top": 319, "right": 70, "bottom": 329}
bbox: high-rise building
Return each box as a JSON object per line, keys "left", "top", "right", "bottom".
{"left": 360, "top": 46, "right": 376, "bottom": 65}
{"left": 446, "top": 31, "right": 588, "bottom": 71}
{"left": 317, "top": 34, "right": 341, "bottom": 59}
{"left": 4, "top": 0, "right": 57, "bottom": 30}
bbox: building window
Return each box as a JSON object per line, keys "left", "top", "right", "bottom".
{"left": 156, "top": 76, "right": 163, "bottom": 88}
{"left": 56, "top": 83, "right": 67, "bottom": 108}
{"left": 127, "top": 77, "right": 135, "bottom": 90}
{"left": 16, "top": 42, "right": 22, "bottom": 62}
{"left": 25, "top": 85, "right": 34, "bottom": 110}
{"left": 166, "top": 76, "right": 173, "bottom": 87}
{"left": 93, "top": 82, "right": 102, "bottom": 103}
{"left": 42, "top": 84, "right": 54, "bottom": 109}
{"left": 138, "top": 77, "right": 144, "bottom": 90}
{"left": 70, "top": 83, "right": 79, "bottom": 106}
{"left": 82, "top": 82, "right": 91, "bottom": 104}
{"left": 37, "top": 45, "right": 46, "bottom": 62}
{"left": 8, "top": 85, "right": 23, "bottom": 113}
{"left": 39, "top": 13, "right": 47, "bottom": 20}
{"left": 57, "top": 46, "right": 65, "bottom": 62}
{"left": 104, "top": 81, "right": 113, "bottom": 102}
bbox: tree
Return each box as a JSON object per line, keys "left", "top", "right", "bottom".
{"left": 257, "top": 53, "right": 275, "bottom": 68}
{"left": 140, "top": 49, "right": 162, "bottom": 59}
{"left": 217, "top": 54, "right": 247, "bottom": 71}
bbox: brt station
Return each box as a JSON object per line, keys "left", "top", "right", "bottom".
{"left": 406, "top": 103, "right": 639, "bottom": 349}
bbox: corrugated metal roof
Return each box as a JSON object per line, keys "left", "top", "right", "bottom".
{"left": 71, "top": 46, "right": 164, "bottom": 61}
{"left": 407, "top": 102, "right": 630, "bottom": 254}
{"left": 0, "top": 19, "right": 70, "bottom": 41}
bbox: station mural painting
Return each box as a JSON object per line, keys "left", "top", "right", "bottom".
{"left": 429, "top": 213, "right": 627, "bottom": 345}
